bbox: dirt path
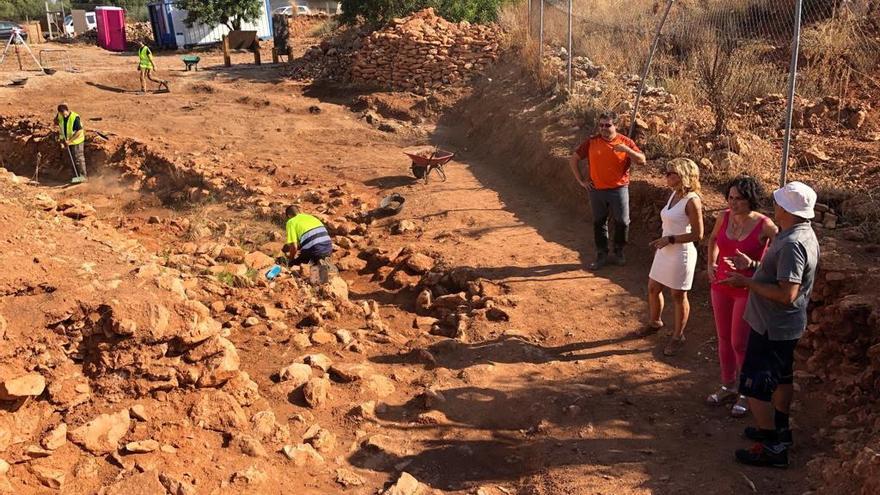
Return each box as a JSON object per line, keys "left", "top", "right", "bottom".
{"left": 323, "top": 122, "right": 825, "bottom": 493}
{"left": 1, "top": 44, "right": 826, "bottom": 494}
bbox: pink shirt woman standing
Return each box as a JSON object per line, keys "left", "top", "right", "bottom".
{"left": 706, "top": 176, "right": 778, "bottom": 417}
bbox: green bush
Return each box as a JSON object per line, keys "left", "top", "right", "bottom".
{"left": 0, "top": 0, "right": 57, "bottom": 20}
{"left": 339, "top": 0, "right": 511, "bottom": 26}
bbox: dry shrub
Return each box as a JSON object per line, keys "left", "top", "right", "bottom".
{"left": 562, "top": 82, "right": 630, "bottom": 129}
{"left": 843, "top": 192, "right": 880, "bottom": 242}
{"left": 499, "top": 2, "right": 556, "bottom": 91}
{"left": 642, "top": 130, "right": 691, "bottom": 161}
{"left": 566, "top": 0, "right": 653, "bottom": 75}
{"left": 310, "top": 18, "right": 340, "bottom": 37}
{"left": 687, "top": 13, "right": 786, "bottom": 135}
{"left": 799, "top": 13, "right": 877, "bottom": 100}
{"left": 717, "top": 135, "right": 779, "bottom": 186}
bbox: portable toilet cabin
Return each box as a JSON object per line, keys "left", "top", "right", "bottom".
{"left": 95, "top": 6, "right": 126, "bottom": 51}
{"left": 147, "top": 0, "right": 272, "bottom": 49}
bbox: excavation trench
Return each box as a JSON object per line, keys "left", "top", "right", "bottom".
{"left": 0, "top": 115, "right": 253, "bottom": 209}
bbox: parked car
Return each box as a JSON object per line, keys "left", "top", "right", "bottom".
{"left": 0, "top": 20, "right": 27, "bottom": 41}
{"left": 63, "top": 12, "right": 97, "bottom": 36}
{"left": 272, "top": 5, "right": 312, "bottom": 16}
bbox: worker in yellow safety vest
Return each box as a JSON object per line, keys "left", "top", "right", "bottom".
{"left": 137, "top": 41, "right": 169, "bottom": 94}
{"left": 56, "top": 103, "right": 87, "bottom": 179}
{"left": 283, "top": 205, "right": 334, "bottom": 266}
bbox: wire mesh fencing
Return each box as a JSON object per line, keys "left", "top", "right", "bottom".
{"left": 522, "top": 0, "right": 880, "bottom": 184}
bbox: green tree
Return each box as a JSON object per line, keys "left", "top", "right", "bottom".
{"left": 70, "top": 1, "right": 150, "bottom": 22}
{"left": 339, "top": 0, "right": 510, "bottom": 26}
{"left": 0, "top": 0, "right": 66, "bottom": 21}
{"left": 173, "top": 0, "right": 263, "bottom": 31}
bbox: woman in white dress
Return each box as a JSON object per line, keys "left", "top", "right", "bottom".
{"left": 646, "top": 158, "right": 704, "bottom": 356}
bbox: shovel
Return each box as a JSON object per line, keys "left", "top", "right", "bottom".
{"left": 65, "top": 145, "right": 86, "bottom": 184}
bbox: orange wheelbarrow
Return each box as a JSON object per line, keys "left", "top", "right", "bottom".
{"left": 403, "top": 147, "right": 455, "bottom": 184}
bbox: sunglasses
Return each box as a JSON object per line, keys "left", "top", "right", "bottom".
{"left": 665, "top": 170, "right": 678, "bottom": 176}
{"left": 599, "top": 123, "right": 614, "bottom": 128}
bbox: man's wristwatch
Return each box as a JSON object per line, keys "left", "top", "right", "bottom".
{"left": 667, "top": 235, "right": 675, "bottom": 245}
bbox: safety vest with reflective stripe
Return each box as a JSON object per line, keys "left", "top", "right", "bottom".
{"left": 286, "top": 214, "right": 332, "bottom": 251}
{"left": 57, "top": 111, "right": 85, "bottom": 146}
{"left": 139, "top": 45, "right": 153, "bottom": 69}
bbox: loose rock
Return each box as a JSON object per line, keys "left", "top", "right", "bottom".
{"left": 303, "top": 378, "right": 330, "bottom": 408}
{"left": 68, "top": 409, "right": 131, "bottom": 455}
{"left": 282, "top": 443, "right": 325, "bottom": 466}
{"left": 279, "top": 362, "right": 313, "bottom": 387}
{"left": 335, "top": 468, "right": 365, "bottom": 487}
{"left": 189, "top": 390, "right": 248, "bottom": 433}
{"left": 406, "top": 253, "right": 435, "bottom": 274}
{"left": 30, "top": 465, "right": 65, "bottom": 490}
{"left": 125, "top": 439, "right": 160, "bottom": 453}
{"left": 129, "top": 405, "right": 150, "bottom": 422}
{"left": 40, "top": 423, "right": 67, "bottom": 450}
{"left": 331, "top": 362, "right": 372, "bottom": 382}
{"left": 0, "top": 372, "right": 46, "bottom": 400}
{"left": 232, "top": 434, "right": 268, "bottom": 458}
{"left": 383, "top": 471, "right": 427, "bottom": 495}
{"left": 304, "top": 354, "right": 333, "bottom": 372}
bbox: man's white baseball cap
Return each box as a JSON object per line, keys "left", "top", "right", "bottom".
{"left": 773, "top": 181, "right": 817, "bottom": 219}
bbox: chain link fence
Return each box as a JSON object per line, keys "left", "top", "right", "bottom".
{"left": 521, "top": 0, "right": 880, "bottom": 185}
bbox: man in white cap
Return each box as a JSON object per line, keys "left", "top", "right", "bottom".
{"left": 719, "top": 181, "right": 819, "bottom": 468}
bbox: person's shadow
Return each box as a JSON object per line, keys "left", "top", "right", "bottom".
{"left": 371, "top": 333, "right": 649, "bottom": 370}
{"left": 86, "top": 81, "right": 168, "bottom": 94}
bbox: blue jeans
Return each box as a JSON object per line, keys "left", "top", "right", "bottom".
{"left": 588, "top": 186, "right": 630, "bottom": 255}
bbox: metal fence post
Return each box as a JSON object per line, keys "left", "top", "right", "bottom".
{"left": 628, "top": 0, "right": 675, "bottom": 138}
{"left": 539, "top": 0, "right": 544, "bottom": 62}
{"left": 780, "top": 0, "right": 804, "bottom": 187}
{"left": 528, "top": 0, "right": 532, "bottom": 38}
{"left": 567, "top": 0, "right": 573, "bottom": 91}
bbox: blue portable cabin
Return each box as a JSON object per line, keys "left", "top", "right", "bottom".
{"left": 147, "top": 0, "right": 273, "bottom": 49}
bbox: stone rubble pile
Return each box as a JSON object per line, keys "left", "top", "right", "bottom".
{"left": 286, "top": 13, "right": 333, "bottom": 38}
{"left": 749, "top": 94, "right": 870, "bottom": 131}
{"left": 795, "top": 241, "right": 880, "bottom": 493}
{"left": 358, "top": 244, "right": 515, "bottom": 341}
{"left": 351, "top": 8, "right": 502, "bottom": 93}
{"left": 286, "top": 25, "right": 365, "bottom": 83}
{"left": 125, "top": 22, "right": 153, "bottom": 49}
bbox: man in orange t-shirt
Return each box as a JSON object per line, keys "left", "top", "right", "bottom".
{"left": 569, "top": 111, "right": 646, "bottom": 269}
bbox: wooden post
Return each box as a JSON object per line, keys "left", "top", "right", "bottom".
{"left": 222, "top": 34, "right": 231, "bottom": 67}
{"left": 253, "top": 44, "right": 261, "bottom": 65}
{"left": 272, "top": 47, "right": 279, "bottom": 64}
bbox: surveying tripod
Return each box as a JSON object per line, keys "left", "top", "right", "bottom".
{"left": 0, "top": 28, "right": 45, "bottom": 71}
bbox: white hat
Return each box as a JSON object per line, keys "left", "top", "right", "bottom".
{"left": 773, "top": 181, "right": 816, "bottom": 219}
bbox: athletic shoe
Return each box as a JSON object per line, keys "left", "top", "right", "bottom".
{"left": 735, "top": 442, "right": 789, "bottom": 468}
{"left": 743, "top": 426, "right": 793, "bottom": 447}
{"left": 612, "top": 250, "right": 626, "bottom": 266}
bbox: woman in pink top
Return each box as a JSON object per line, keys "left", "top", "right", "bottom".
{"left": 706, "top": 176, "right": 778, "bottom": 417}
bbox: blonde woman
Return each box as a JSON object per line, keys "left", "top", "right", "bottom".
{"left": 646, "top": 158, "right": 704, "bottom": 356}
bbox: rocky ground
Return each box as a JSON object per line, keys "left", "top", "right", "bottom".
{"left": 0, "top": 23, "right": 877, "bottom": 495}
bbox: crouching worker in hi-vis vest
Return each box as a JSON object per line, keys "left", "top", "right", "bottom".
{"left": 283, "top": 205, "right": 335, "bottom": 283}
{"left": 284, "top": 205, "right": 333, "bottom": 265}
{"left": 137, "top": 41, "right": 169, "bottom": 94}
{"left": 56, "top": 103, "right": 87, "bottom": 181}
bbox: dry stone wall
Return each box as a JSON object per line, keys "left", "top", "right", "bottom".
{"left": 351, "top": 8, "right": 502, "bottom": 93}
